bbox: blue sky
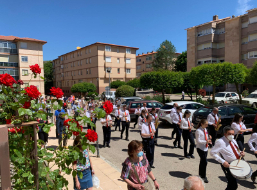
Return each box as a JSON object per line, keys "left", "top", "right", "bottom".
{"left": 1, "top": 0, "right": 256, "bottom": 61}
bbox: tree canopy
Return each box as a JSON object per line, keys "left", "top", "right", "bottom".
{"left": 43, "top": 61, "right": 54, "bottom": 94}
{"left": 246, "top": 61, "right": 257, "bottom": 85}
{"left": 126, "top": 78, "right": 140, "bottom": 88}
{"left": 174, "top": 51, "right": 187, "bottom": 72}
{"left": 115, "top": 85, "right": 134, "bottom": 97}
{"left": 71, "top": 82, "right": 96, "bottom": 96}
{"left": 110, "top": 80, "right": 126, "bottom": 89}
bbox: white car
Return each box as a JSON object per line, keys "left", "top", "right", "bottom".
{"left": 242, "top": 91, "right": 257, "bottom": 108}
{"left": 158, "top": 101, "right": 204, "bottom": 124}
{"left": 105, "top": 91, "right": 116, "bottom": 101}
{"left": 210, "top": 92, "right": 239, "bottom": 104}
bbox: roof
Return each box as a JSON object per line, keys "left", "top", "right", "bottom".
{"left": 185, "top": 17, "right": 231, "bottom": 30}
{"left": 165, "top": 101, "right": 203, "bottom": 105}
{"left": 0, "top": 35, "right": 47, "bottom": 44}
{"left": 137, "top": 52, "right": 181, "bottom": 57}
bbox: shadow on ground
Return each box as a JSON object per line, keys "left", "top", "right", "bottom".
{"left": 218, "top": 176, "right": 256, "bottom": 189}
{"left": 169, "top": 171, "right": 191, "bottom": 179}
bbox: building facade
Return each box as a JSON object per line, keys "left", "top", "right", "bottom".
{"left": 186, "top": 8, "right": 257, "bottom": 71}
{"left": 0, "top": 35, "right": 46, "bottom": 94}
{"left": 53, "top": 42, "right": 138, "bottom": 95}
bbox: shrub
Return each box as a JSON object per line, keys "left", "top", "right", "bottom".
{"left": 115, "top": 85, "right": 134, "bottom": 97}
{"left": 143, "top": 96, "right": 151, "bottom": 100}
{"left": 88, "top": 92, "right": 98, "bottom": 99}
{"left": 166, "top": 88, "right": 173, "bottom": 94}
{"left": 152, "top": 95, "right": 163, "bottom": 102}
{"left": 110, "top": 80, "right": 126, "bottom": 89}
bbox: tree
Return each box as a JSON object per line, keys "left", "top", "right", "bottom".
{"left": 181, "top": 72, "right": 195, "bottom": 100}
{"left": 246, "top": 61, "right": 257, "bottom": 85}
{"left": 43, "top": 61, "right": 53, "bottom": 94}
{"left": 190, "top": 66, "right": 205, "bottom": 100}
{"left": 110, "top": 80, "right": 126, "bottom": 89}
{"left": 71, "top": 82, "right": 96, "bottom": 96}
{"left": 140, "top": 71, "right": 184, "bottom": 104}
{"left": 174, "top": 51, "right": 187, "bottom": 72}
{"left": 152, "top": 40, "right": 177, "bottom": 71}
{"left": 126, "top": 78, "right": 140, "bottom": 88}
{"left": 115, "top": 85, "right": 134, "bottom": 97}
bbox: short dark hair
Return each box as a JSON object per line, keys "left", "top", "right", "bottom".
{"left": 128, "top": 140, "right": 143, "bottom": 158}
{"left": 89, "top": 106, "right": 93, "bottom": 109}
{"left": 183, "top": 110, "right": 191, "bottom": 118}
{"left": 232, "top": 113, "right": 243, "bottom": 123}
{"left": 223, "top": 126, "right": 234, "bottom": 134}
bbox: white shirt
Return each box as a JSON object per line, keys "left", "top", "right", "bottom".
{"left": 180, "top": 118, "right": 192, "bottom": 130}
{"left": 135, "top": 108, "right": 141, "bottom": 115}
{"left": 207, "top": 112, "right": 219, "bottom": 125}
{"left": 210, "top": 136, "right": 240, "bottom": 164}
{"left": 100, "top": 115, "right": 112, "bottom": 127}
{"left": 170, "top": 107, "right": 176, "bottom": 120}
{"left": 231, "top": 122, "right": 246, "bottom": 135}
{"left": 113, "top": 104, "right": 117, "bottom": 110}
{"left": 138, "top": 115, "right": 146, "bottom": 130}
{"left": 115, "top": 109, "right": 121, "bottom": 117}
{"left": 172, "top": 112, "right": 183, "bottom": 124}
{"left": 151, "top": 113, "right": 158, "bottom": 122}
{"left": 120, "top": 110, "right": 130, "bottom": 122}
{"left": 248, "top": 133, "right": 257, "bottom": 152}
{"left": 141, "top": 122, "right": 156, "bottom": 138}
{"left": 86, "top": 111, "right": 94, "bottom": 120}
{"left": 141, "top": 107, "right": 148, "bottom": 113}
{"left": 182, "top": 91, "right": 184, "bottom": 95}
{"left": 195, "top": 127, "right": 209, "bottom": 151}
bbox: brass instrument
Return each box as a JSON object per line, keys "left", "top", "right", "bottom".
{"left": 155, "top": 118, "right": 160, "bottom": 129}
{"left": 215, "top": 114, "right": 222, "bottom": 131}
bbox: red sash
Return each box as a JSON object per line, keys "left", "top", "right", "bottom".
{"left": 204, "top": 129, "right": 208, "bottom": 148}
{"left": 188, "top": 119, "right": 191, "bottom": 132}
{"left": 229, "top": 141, "right": 240, "bottom": 159}
{"left": 149, "top": 124, "right": 153, "bottom": 139}
{"left": 239, "top": 124, "right": 243, "bottom": 134}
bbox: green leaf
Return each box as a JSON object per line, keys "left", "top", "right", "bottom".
{"left": 18, "top": 108, "right": 26, "bottom": 116}
{"left": 22, "top": 172, "right": 29, "bottom": 177}
{"left": 40, "top": 76, "right": 45, "bottom": 80}
{"left": 89, "top": 144, "right": 96, "bottom": 154}
{"left": 78, "top": 171, "right": 83, "bottom": 179}
{"left": 72, "top": 170, "right": 77, "bottom": 178}
{"left": 0, "top": 94, "right": 5, "bottom": 100}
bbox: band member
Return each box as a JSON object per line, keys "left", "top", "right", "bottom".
{"left": 141, "top": 114, "right": 156, "bottom": 168}
{"left": 210, "top": 126, "right": 245, "bottom": 190}
{"left": 141, "top": 103, "right": 148, "bottom": 115}
{"left": 120, "top": 105, "right": 131, "bottom": 141}
{"left": 207, "top": 107, "right": 220, "bottom": 146}
{"left": 151, "top": 108, "right": 159, "bottom": 146}
{"left": 115, "top": 105, "right": 121, "bottom": 131}
{"left": 100, "top": 113, "right": 112, "bottom": 148}
{"left": 181, "top": 110, "right": 195, "bottom": 158}
{"left": 231, "top": 113, "right": 252, "bottom": 151}
{"left": 170, "top": 103, "right": 178, "bottom": 139}
{"left": 248, "top": 125, "right": 257, "bottom": 182}
{"left": 172, "top": 106, "right": 183, "bottom": 149}
{"left": 134, "top": 105, "right": 141, "bottom": 128}
{"left": 196, "top": 119, "right": 211, "bottom": 183}
{"left": 138, "top": 109, "right": 147, "bottom": 130}
{"left": 86, "top": 106, "right": 96, "bottom": 131}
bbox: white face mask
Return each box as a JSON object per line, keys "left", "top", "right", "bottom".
{"left": 227, "top": 135, "right": 234, "bottom": 141}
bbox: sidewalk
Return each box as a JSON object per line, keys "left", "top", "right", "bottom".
{"left": 47, "top": 125, "right": 127, "bottom": 190}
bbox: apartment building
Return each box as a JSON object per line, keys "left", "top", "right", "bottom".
{"left": 0, "top": 35, "right": 46, "bottom": 94}
{"left": 53, "top": 42, "right": 138, "bottom": 95}
{"left": 136, "top": 51, "right": 181, "bottom": 77}
{"left": 186, "top": 8, "right": 257, "bottom": 71}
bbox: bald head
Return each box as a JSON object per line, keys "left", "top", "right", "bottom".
{"left": 213, "top": 107, "right": 218, "bottom": 114}
{"left": 184, "top": 176, "right": 205, "bottom": 190}
{"left": 174, "top": 103, "right": 178, "bottom": 108}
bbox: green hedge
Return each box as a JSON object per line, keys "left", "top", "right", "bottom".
{"left": 115, "top": 85, "right": 134, "bottom": 97}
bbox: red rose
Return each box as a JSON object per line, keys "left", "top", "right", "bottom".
{"left": 103, "top": 101, "right": 113, "bottom": 114}
{"left": 29, "top": 64, "right": 41, "bottom": 74}
{"left": 17, "top": 80, "right": 24, "bottom": 85}
{"left": 8, "top": 127, "right": 24, "bottom": 134}
{"left": 50, "top": 87, "right": 64, "bottom": 99}
{"left": 85, "top": 129, "right": 98, "bottom": 142}
{"left": 25, "top": 85, "right": 41, "bottom": 99}
{"left": 64, "top": 119, "right": 72, "bottom": 127}
{"left": 6, "top": 119, "right": 11, "bottom": 124}
{"left": 23, "top": 101, "right": 31, "bottom": 109}
{"left": 0, "top": 74, "right": 17, "bottom": 87}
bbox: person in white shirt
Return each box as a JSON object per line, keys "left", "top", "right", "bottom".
{"left": 115, "top": 105, "right": 121, "bottom": 131}
{"left": 231, "top": 113, "right": 252, "bottom": 151}
{"left": 181, "top": 110, "right": 195, "bottom": 159}
{"left": 141, "top": 114, "right": 156, "bottom": 168}
{"left": 138, "top": 109, "right": 147, "bottom": 130}
{"left": 141, "top": 103, "right": 148, "bottom": 115}
{"left": 134, "top": 104, "right": 141, "bottom": 128}
{"left": 172, "top": 106, "right": 183, "bottom": 149}
{"left": 151, "top": 108, "right": 159, "bottom": 145}
{"left": 210, "top": 126, "right": 245, "bottom": 190}
{"left": 207, "top": 107, "right": 220, "bottom": 146}
{"left": 195, "top": 119, "right": 211, "bottom": 183}
{"left": 171, "top": 103, "right": 178, "bottom": 139}
{"left": 182, "top": 91, "right": 185, "bottom": 100}
{"left": 248, "top": 126, "right": 257, "bottom": 182}
{"left": 86, "top": 106, "right": 95, "bottom": 131}
{"left": 100, "top": 114, "right": 113, "bottom": 148}
{"left": 120, "top": 105, "right": 131, "bottom": 141}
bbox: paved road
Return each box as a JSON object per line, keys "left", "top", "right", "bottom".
{"left": 90, "top": 120, "right": 257, "bottom": 190}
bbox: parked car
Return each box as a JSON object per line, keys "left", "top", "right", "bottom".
{"left": 242, "top": 90, "right": 257, "bottom": 108}
{"left": 208, "top": 92, "right": 239, "bottom": 104}
{"left": 105, "top": 91, "right": 116, "bottom": 101}
{"left": 126, "top": 100, "right": 163, "bottom": 120}
{"left": 192, "top": 104, "right": 257, "bottom": 135}
{"left": 158, "top": 101, "right": 204, "bottom": 124}
{"left": 119, "top": 96, "right": 143, "bottom": 105}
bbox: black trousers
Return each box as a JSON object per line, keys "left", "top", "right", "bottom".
{"left": 154, "top": 127, "right": 159, "bottom": 143}
{"left": 253, "top": 155, "right": 257, "bottom": 178}
{"left": 115, "top": 117, "right": 121, "bottom": 131}
{"left": 182, "top": 130, "right": 195, "bottom": 156}
{"left": 121, "top": 121, "right": 130, "bottom": 139}
{"left": 208, "top": 125, "right": 217, "bottom": 146}
{"left": 197, "top": 148, "right": 208, "bottom": 178}
{"left": 102, "top": 126, "right": 111, "bottom": 146}
{"left": 174, "top": 124, "right": 182, "bottom": 146}
{"left": 142, "top": 138, "right": 155, "bottom": 166}
{"left": 235, "top": 134, "right": 244, "bottom": 151}
{"left": 221, "top": 164, "right": 238, "bottom": 190}
{"left": 171, "top": 124, "right": 176, "bottom": 138}
{"left": 134, "top": 115, "right": 139, "bottom": 127}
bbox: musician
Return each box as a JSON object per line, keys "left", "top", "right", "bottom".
{"left": 115, "top": 105, "right": 121, "bottom": 131}
{"left": 86, "top": 106, "right": 96, "bottom": 131}
{"left": 195, "top": 119, "right": 211, "bottom": 183}
{"left": 207, "top": 107, "right": 220, "bottom": 146}
{"left": 100, "top": 113, "right": 113, "bottom": 148}
{"left": 138, "top": 109, "right": 147, "bottom": 130}
{"left": 170, "top": 103, "right": 178, "bottom": 139}
{"left": 231, "top": 113, "right": 252, "bottom": 151}
{"left": 141, "top": 114, "right": 156, "bottom": 168}
{"left": 151, "top": 108, "right": 159, "bottom": 146}
{"left": 248, "top": 125, "right": 257, "bottom": 183}
{"left": 120, "top": 105, "right": 131, "bottom": 141}
{"left": 181, "top": 110, "right": 195, "bottom": 158}
{"left": 134, "top": 105, "right": 141, "bottom": 128}
{"left": 210, "top": 126, "right": 245, "bottom": 190}
{"left": 141, "top": 103, "right": 148, "bottom": 115}
{"left": 172, "top": 106, "right": 183, "bottom": 149}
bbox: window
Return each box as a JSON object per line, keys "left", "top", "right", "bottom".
{"left": 197, "top": 28, "right": 214, "bottom": 36}
{"left": 249, "top": 16, "right": 257, "bottom": 24}
{"left": 89, "top": 48, "right": 91, "bottom": 53}
{"left": 218, "top": 107, "right": 227, "bottom": 116}
{"left": 89, "top": 58, "right": 91, "bottom": 64}
{"left": 126, "top": 58, "right": 131, "bottom": 64}
{"left": 184, "top": 104, "right": 192, "bottom": 109}
{"left": 86, "top": 59, "right": 88, "bottom": 64}
{"left": 136, "top": 65, "right": 141, "bottom": 70}
{"left": 242, "top": 107, "right": 257, "bottom": 115}
{"left": 105, "top": 46, "right": 111, "bottom": 52}
{"left": 20, "top": 42, "right": 27, "bottom": 49}
{"left": 22, "top": 70, "right": 28, "bottom": 76}
{"left": 78, "top": 61, "right": 80, "bottom": 66}
{"left": 191, "top": 103, "right": 204, "bottom": 109}
{"left": 86, "top": 49, "right": 88, "bottom": 54}
{"left": 86, "top": 69, "right": 88, "bottom": 74}
{"left": 21, "top": 56, "right": 28, "bottom": 62}
{"left": 197, "top": 43, "right": 212, "bottom": 50}
{"left": 117, "top": 58, "right": 120, "bottom": 63}
{"left": 117, "top": 48, "right": 119, "bottom": 53}
{"left": 242, "top": 22, "right": 248, "bottom": 28}
{"left": 146, "top": 56, "right": 152, "bottom": 61}
{"left": 249, "top": 33, "right": 257, "bottom": 42}
{"left": 80, "top": 51, "right": 82, "bottom": 56}
{"left": 242, "top": 37, "right": 248, "bottom": 45}
{"left": 242, "top": 53, "right": 248, "bottom": 60}
{"left": 106, "top": 57, "right": 111, "bottom": 62}
{"left": 80, "top": 60, "right": 82, "bottom": 65}
{"left": 126, "top": 48, "right": 131, "bottom": 54}
{"left": 215, "top": 28, "right": 225, "bottom": 34}
{"left": 126, "top": 69, "right": 131, "bottom": 74}
{"left": 227, "top": 106, "right": 242, "bottom": 116}
{"left": 117, "top": 68, "right": 120, "bottom": 74}
{"left": 137, "top": 58, "right": 141, "bottom": 62}
{"left": 249, "top": 51, "right": 257, "bottom": 58}
{"left": 131, "top": 103, "right": 141, "bottom": 108}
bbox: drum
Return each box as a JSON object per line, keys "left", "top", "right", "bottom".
{"left": 229, "top": 160, "right": 252, "bottom": 179}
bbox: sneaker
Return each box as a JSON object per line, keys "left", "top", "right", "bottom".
{"left": 178, "top": 146, "right": 183, "bottom": 149}
{"left": 190, "top": 155, "right": 195, "bottom": 159}
{"left": 202, "top": 177, "right": 209, "bottom": 183}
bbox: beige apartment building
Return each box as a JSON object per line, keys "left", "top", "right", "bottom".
{"left": 53, "top": 42, "right": 138, "bottom": 95}
{"left": 136, "top": 51, "right": 181, "bottom": 77}
{"left": 0, "top": 35, "right": 46, "bottom": 94}
{"left": 186, "top": 8, "right": 257, "bottom": 71}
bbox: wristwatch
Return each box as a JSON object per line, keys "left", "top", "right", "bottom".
{"left": 153, "top": 178, "right": 157, "bottom": 182}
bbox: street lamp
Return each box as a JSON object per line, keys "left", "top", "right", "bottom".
{"left": 106, "top": 67, "right": 112, "bottom": 98}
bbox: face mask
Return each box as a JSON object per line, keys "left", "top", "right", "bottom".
{"left": 137, "top": 151, "right": 143, "bottom": 157}
{"left": 227, "top": 135, "right": 234, "bottom": 141}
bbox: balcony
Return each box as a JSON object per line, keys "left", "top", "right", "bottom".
{"left": 0, "top": 48, "right": 17, "bottom": 54}
{"left": 197, "top": 34, "right": 214, "bottom": 45}
{"left": 248, "top": 22, "right": 257, "bottom": 35}
{"left": 247, "top": 39, "right": 257, "bottom": 51}
{"left": 213, "top": 48, "right": 225, "bottom": 57}
{"left": 241, "top": 43, "right": 248, "bottom": 53}
{"left": 197, "top": 48, "right": 213, "bottom": 59}
{"left": 241, "top": 28, "right": 248, "bottom": 38}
